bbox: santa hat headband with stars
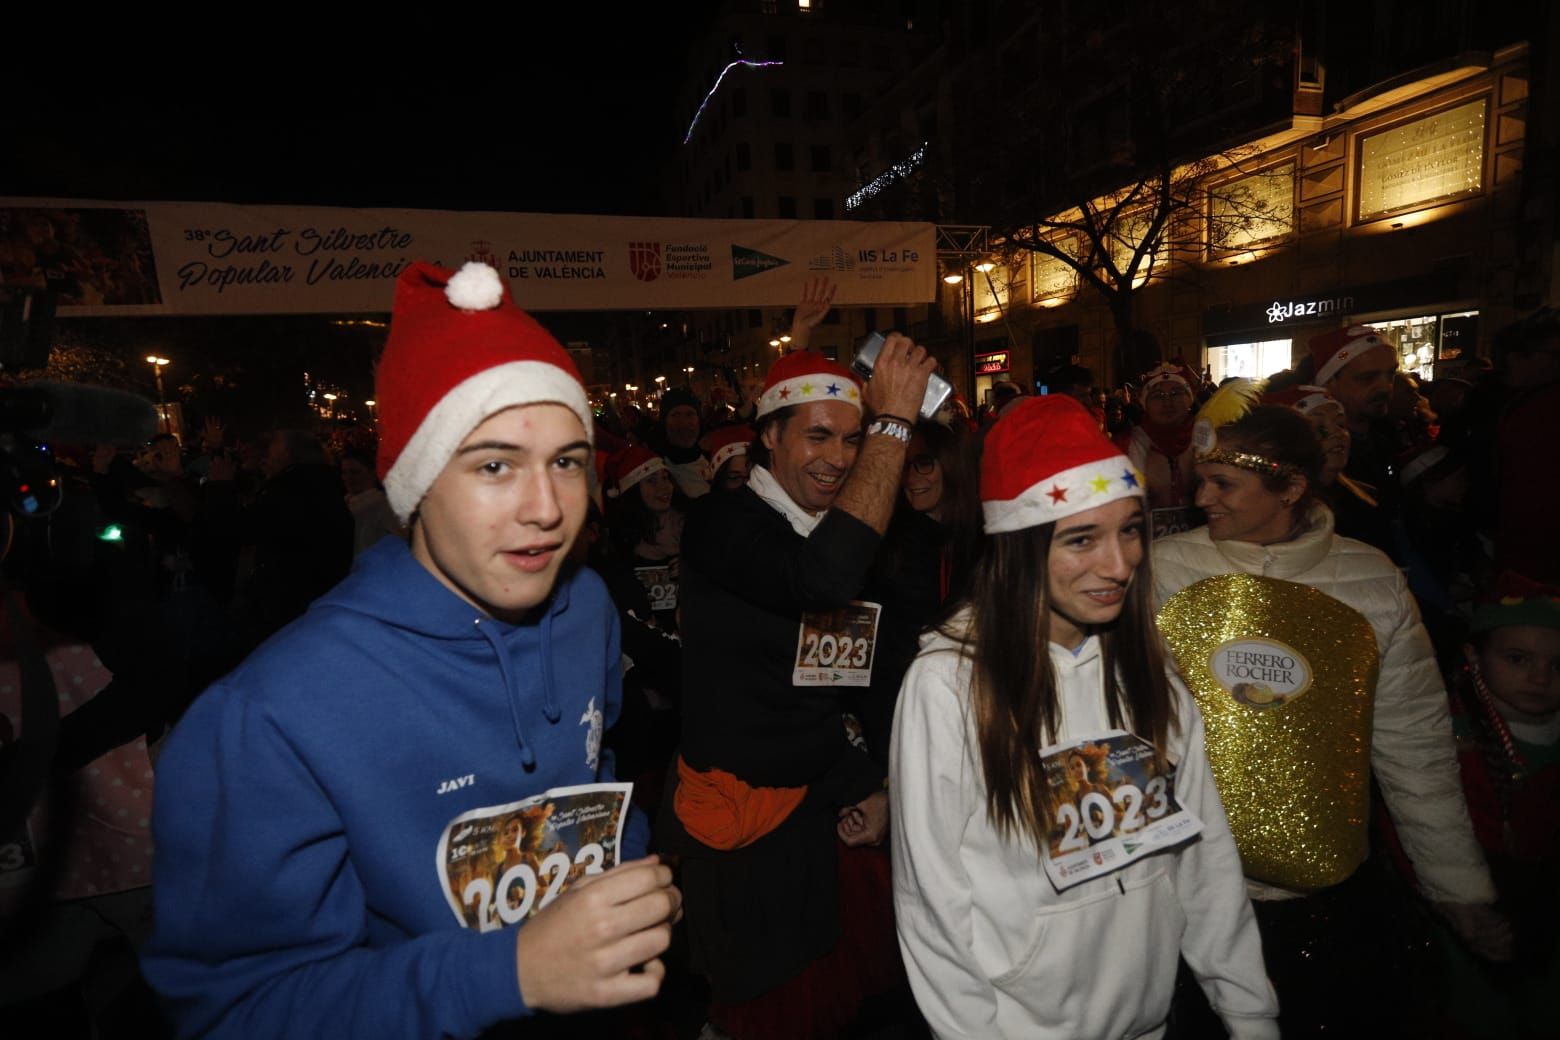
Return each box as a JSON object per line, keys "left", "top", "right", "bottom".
{"left": 755, "top": 350, "right": 862, "bottom": 420}
{"left": 703, "top": 424, "right": 754, "bottom": 471}
{"left": 980, "top": 396, "right": 1145, "bottom": 534}
{"left": 374, "top": 261, "right": 593, "bottom": 522}
{"left": 1261, "top": 383, "right": 1341, "bottom": 416}
{"left": 1308, "top": 326, "right": 1391, "bottom": 386}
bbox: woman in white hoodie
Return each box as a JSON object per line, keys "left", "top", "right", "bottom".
{"left": 890, "top": 396, "right": 1278, "bottom": 1040}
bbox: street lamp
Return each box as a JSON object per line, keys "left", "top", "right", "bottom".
{"left": 145, "top": 355, "right": 171, "bottom": 432}
{"left": 364, "top": 399, "right": 377, "bottom": 424}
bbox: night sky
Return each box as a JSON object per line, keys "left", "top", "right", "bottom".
{"left": 5, "top": 11, "right": 720, "bottom": 216}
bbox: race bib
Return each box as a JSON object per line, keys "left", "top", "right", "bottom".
{"left": 436, "top": 783, "right": 632, "bottom": 932}
{"left": 793, "top": 601, "right": 882, "bottom": 687}
{"left": 1150, "top": 507, "right": 1198, "bottom": 541}
{"left": 1039, "top": 731, "right": 1203, "bottom": 892}
{"left": 634, "top": 562, "right": 678, "bottom": 613}
{"left": 0, "top": 822, "right": 38, "bottom": 887}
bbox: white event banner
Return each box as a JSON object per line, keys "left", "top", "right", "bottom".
{"left": 0, "top": 198, "right": 936, "bottom": 316}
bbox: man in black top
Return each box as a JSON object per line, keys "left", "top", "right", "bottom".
{"left": 665, "top": 336, "right": 935, "bottom": 1038}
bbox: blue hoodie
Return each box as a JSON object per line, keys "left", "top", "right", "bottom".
{"left": 143, "top": 537, "right": 647, "bottom": 1038}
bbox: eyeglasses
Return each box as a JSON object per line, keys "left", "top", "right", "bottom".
{"left": 1146, "top": 387, "right": 1191, "bottom": 402}
{"left": 907, "top": 454, "right": 937, "bottom": 475}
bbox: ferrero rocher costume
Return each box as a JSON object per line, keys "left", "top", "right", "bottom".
{"left": 1158, "top": 574, "right": 1378, "bottom": 889}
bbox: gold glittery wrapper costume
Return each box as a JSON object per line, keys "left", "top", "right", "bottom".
{"left": 1158, "top": 573, "right": 1379, "bottom": 890}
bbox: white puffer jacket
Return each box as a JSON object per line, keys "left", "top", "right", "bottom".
{"left": 1152, "top": 505, "right": 1495, "bottom": 904}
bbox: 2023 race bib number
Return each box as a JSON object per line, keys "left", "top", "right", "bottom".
{"left": 793, "top": 601, "right": 882, "bottom": 687}
{"left": 437, "top": 782, "right": 633, "bottom": 932}
{"left": 461, "top": 842, "right": 606, "bottom": 930}
{"left": 1039, "top": 731, "right": 1203, "bottom": 891}
{"left": 1053, "top": 777, "right": 1172, "bottom": 854}
{"left": 633, "top": 564, "right": 678, "bottom": 613}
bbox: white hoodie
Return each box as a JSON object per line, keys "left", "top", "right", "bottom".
{"left": 890, "top": 628, "right": 1279, "bottom": 1040}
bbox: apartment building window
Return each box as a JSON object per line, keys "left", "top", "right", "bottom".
{"left": 805, "top": 91, "right": 829, "bottom": 121}
{"left": 1108, "top": 212, "right": 1167, "bottom": 282}
{"left": 777, "top": 196, "right": 797, "bottom": 218}
{"left": 731, "top": 87, "right": 747, "bottom": 118}
{"left": 771, "top": 88, "right": 791, "bottom": 118}
{"left": 736, "top": 142, "right": 751, "bottom": 171}
{"left": 775, "top": 142, "right": 794, "bottom": 171}
{"left": 741, "top": 196, "right": 755, "bottom": 218}
{"left": 767, "top": 35, "right": 787, "bottom": 61}
{"left": 842, "top": 92, "right": 863, "bottom": 121}
{"left": 1031, "top": 240, "right": 1079, "bottom": 303}
{"left": 810, "top": 145, "right": 831, "bottom": 173}
{"left": 814, "top": 198, "right": 834, "bottom": 219}
{"left": 1356, "top": 97, "right": 1487, "bottom": 222}
{"left": 1209, "top": 162, "right": 1295, "bottom": 254}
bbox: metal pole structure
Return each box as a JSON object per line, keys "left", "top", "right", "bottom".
{"left": 146, "top": 355, "right": 170, "bottom": 433}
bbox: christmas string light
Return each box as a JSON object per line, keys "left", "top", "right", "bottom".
{"left": 845, "top": 142, "right": 928, "bottom": 210}
{"left": 683, "top": 57, "right": 784, "bottom": 144}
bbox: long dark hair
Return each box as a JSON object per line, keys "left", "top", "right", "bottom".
{"left": 878, "top": 420, "right": 983, "bottom": 601}
{"left": 941, "top": 516, "right": 1177, "bottom": 850}
{"left": 604, "top": 476, "right": 689, "bottom": 561}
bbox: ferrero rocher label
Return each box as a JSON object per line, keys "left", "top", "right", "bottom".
{"left": 1158, "top": 574, "right": 1379, "bottom": 890}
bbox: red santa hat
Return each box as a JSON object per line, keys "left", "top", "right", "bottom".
{"left": 981, "top": 396, "right": 1144, "bottom": 534}
{"left": 702, "top": 424, "right": 754, "bottom": 471}
{"left": 755, "top": 350, "right": 862, "bottom": 419}
{"left": 1139, "top": 360, "right": 1198, "bottom": 394}
{"left": 1308, "top": 326, "right": 1392, "bottom": 386}
{"left": 374, "top": 260, "right": 592, "bottom": 520}
{"left": 375, "top": 261, "right": 592, "bottom": 522}
{"left": 603, "top": 443, "right": 668, "bottom": 498}
{"left": 1261, "top": 383, "right": 1342, "bottom": 416}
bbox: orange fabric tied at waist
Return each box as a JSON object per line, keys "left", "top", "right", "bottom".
{"left": 674, "top": 756, "right": 807, "bottom": 851}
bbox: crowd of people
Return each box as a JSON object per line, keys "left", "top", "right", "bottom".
{"left": 0, "top": 259, "right": 1555, "bottom": 1039}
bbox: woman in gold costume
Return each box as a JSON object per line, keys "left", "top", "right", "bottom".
{"left": 1152, "top": 400, "right": 1508, "bottom": 1037}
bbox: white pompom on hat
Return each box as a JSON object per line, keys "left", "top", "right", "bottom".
{"left": 375, "top": 261, "right": 592, "bottom": 522}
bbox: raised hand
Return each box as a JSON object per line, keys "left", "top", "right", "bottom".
{"left": 787, "top": 277, "right": 838, "bottom": 351}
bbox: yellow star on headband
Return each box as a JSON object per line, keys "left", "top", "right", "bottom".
{"left": 847, "top": 387, "right": 859, "bottom": 400}
{"left": 800, "top": 382, "right": 814, "bottom": 395}
{"left": 1090, "top": 474, "right": 1111, "bottom": 493}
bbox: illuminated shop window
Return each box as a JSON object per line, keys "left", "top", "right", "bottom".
{"left": 1363, "top": 312, "right": 1476, "bottom": 380}
{"left": 1206, "top": 339, "right": 1292, "bottom": 384}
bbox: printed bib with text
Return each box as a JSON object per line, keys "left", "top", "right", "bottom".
{"left": 634, "top": 563, "right": 678, "bottom": 613}
{"left": 1151, "top": 507, "right": 1198, "bottom": 541}
{"left": 436, "top": 782, "right": 632, "bottom": 932}
{"left": 1039, "top": 731, "right": 1203, "bottom": 891}
{"left": 793, "top": 600, "right": 882, "bottom": 687}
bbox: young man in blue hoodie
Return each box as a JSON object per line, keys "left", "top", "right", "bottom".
{"left": 143, "top": 261, "right": 680, "bottom": 1038}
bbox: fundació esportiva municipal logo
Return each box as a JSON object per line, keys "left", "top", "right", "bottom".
{"left": 629, "top": 242, "right": 662, "bottom": 282}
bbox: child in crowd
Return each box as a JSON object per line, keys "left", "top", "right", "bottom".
{"left": 1435, "top": 574, "right": 1560, "bottom": 1038}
